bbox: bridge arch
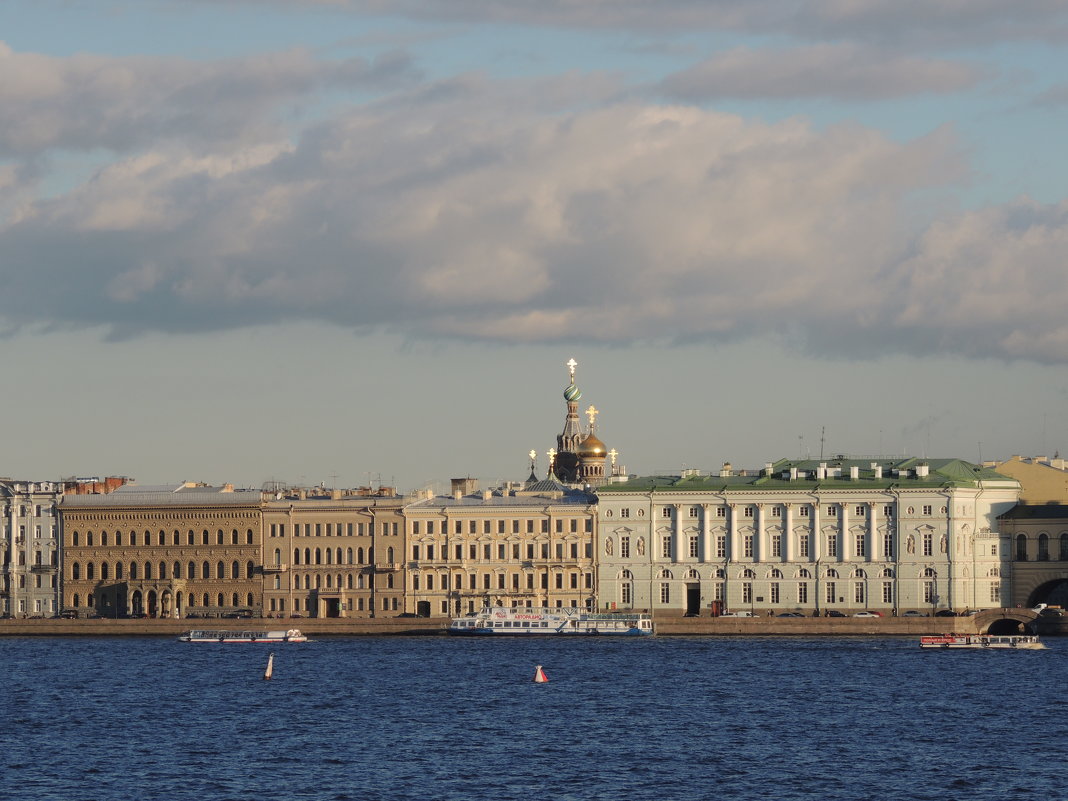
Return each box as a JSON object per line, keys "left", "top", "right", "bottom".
{"left": 1025, "top": 578, "right": 1068, "bottom": 608}
{"left": 971, "top": 609, "right": 1039, "bottom": 635}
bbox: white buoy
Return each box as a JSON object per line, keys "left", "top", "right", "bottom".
{"left": 264, "top": 652, "right": 274, "bottom": 681}
{"left": 533, "top": 664, "right": 548, "bottom": 683}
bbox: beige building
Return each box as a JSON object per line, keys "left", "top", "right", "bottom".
{"left": 992, "top": 455, "right": 1068, "bottom": 503}
{"left": 405, "top": 478, "right": 597, "bottom": 617}
{"left": 60, "top": 483, "right": 263, "bottom": 618}
{"left": 262, "top": 488, "right": 405, "bottom": 618}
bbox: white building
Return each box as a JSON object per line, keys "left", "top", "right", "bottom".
{"left": 1, "top": 480, "right": 64, "bottom": 618}
{"left": 595, "top": 457, "right": 1019, "bottom": 616}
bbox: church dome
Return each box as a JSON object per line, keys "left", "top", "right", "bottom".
{"left": 563, "top": 382, "right": 582, "bottom": 402}
{"left": 577, "top": 431, "right": 606, "bottom": 458}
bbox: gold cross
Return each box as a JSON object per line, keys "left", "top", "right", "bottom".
{"left": 585, "top": 405, "right": 599, "bottom": 426}
{"left": 566, "top": 358, "right": 577, "bottom": 378}
{"left": 608, "top": 448, "right": 618, "bottom": 465}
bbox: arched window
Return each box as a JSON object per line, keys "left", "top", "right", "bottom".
{"left": 659, "top": 568, "right": 674, "bottom": 580}
{"left": 116, "top": 562, "right": 124, "bottom": 580}
{"left": 231, "top": 561, "right": 240, "bottom": 579}
{"left": 72, "top": 562, "right": 81, "bottom": 580}
{"left": 72, "top": 531, "right": 79, "bottom": 547}
{"left": 203, "top": 592, "right": 210, "bottom": 607}
{"left": 1016, "top": 534, "right": 1028, "bottom": 561}
{"left": 1061, "top": 533, "right": 1068, "bottom": 561}
{"left": 188, "top": 530, "right": 195, "bottom": 545}
{"left": 741, "top": 568, "right": 755, "bottom": 579}
{"left": 173, "top": 531, "right": 180, "bottom": 545}
{"left": 387, "top": 546, "right": 394, "bottom": 563}
{"left": 202, "top": 530, "right": 209, "bottom": 545}
{"left": 144, "top": 562, "right": 152, "bottom": 580}
{"left": 87, "top": 531, "right": 94, "bottom": 547}
{"left": 826, "top": 568, "right": 839, "bottom": 579}
{"left": 315, "top": 573, "right": 322, "bottom": 589}
{"left": 294, "top": 548, "right": 301, "bottom": 565}
{"left": 247, "top": 560, "right": 254, "bottom": 577}
{"left": 770, "top": 568, "right": 783, "bottom": 579}
{"left": 231, "top": 529, "right": 238, "bottom": 545}
{"left": 231, "top": 593, "right": 239, "bottom": 606}
{"left": 218, "top": 593, "right": 225, "bottom": 606}
{"left": 115, "top": 531, "right": 122, "bottom": 546}
{"left": 853, "top": 569, "right": 866, "bottom": 579}
{"left": 216, "top": 561, "right": 225, "bottom": 580}
{"left": 346, "top": 548, "right": 353, "bottom": 565}
{"left": 158, "top": 531, "right": 165, "bottom": 546}
{"left": 347, "top": 573, "right": 354, "bottom": 589}
{"left": 315, "top": 548, "right": 322, "bottom": 565}
{"left": 130, "top": 562, "right": 138, "bottom": 580}
{"left": 274, "top": 548, "right": 281, "bottom": 566}
{"left": 217, "top": 530, "right": 224, "bottom": 545}
{"left": 336, "top": 547, "right": 342, "bottom": 565}
{"left": 988, "top": 567, "right": 1000, "bottom": 577}
{"left": 797, "top": 568, "right": 811, "bottom": 579}
{"left": 357, "top": 547, "right": 365, "bottom": 564}
{"left": 247, "top": 529, "right": 254, "bottom": 545}
{"left": 157, "top": 561, "right": 165, "bottom": 579}
{"left": 326, "top": 549, "right": 333, "bottom": 566}
{"left": 247, "top": 593, "right": 254, "bottom": 607}
{"left": 881, "top": 568, "right": 895, "bottom": 578}
{"left": 1038, "top": 533, "right": 1050, "bottom": 561}
{"left": 101, "top": 562, "right": 109, "bottom": 580}
{"left": 73, "top": 593, "right": 80, "bottom": 608}
{"left": 188, "top": 562, "right": 196, "bottom": 579}
{"left": 86, "top": 562, "right": 95, "bottom": 581}
{"left": 923, "top": 567, "right": 937, "bottom": 578}
{"left": 203, "top": 561, "right": 211, "bottom": 579}
{"left": 144, "top": 531, "right": 150, "bottom": 546}
{"left": 305, "top": 548, "right": 312, "bottom": 565}
{"left": 326, "top": 574, "right": 333, "bottom": 588}
{"left": 173, "top": 562, "right": 181, "bottom": 579}
{"left": 101, "top": 532, "right": 108, "bottom": 547}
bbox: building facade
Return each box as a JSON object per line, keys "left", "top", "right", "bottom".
{"left": 1, "top": 480, "right": 64, "bottom": 618}
{"left": 59, "top": 483, "right": 263, "bottom": 618}
{"left": 261, "top": 489, "right": 405, "bottom": 618}
{"left": 596, "top": 458, "right": 1018, "bottom": 616}
{"left": 404, "top": 479, "right": 597, "bottom": 617}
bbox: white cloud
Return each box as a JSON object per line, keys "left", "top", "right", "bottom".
{"left": 659, "top": 45, "right": 982, "bottom": 101}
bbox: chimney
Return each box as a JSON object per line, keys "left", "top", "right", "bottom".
{"left": 850, "top": 465, "right": 859, "bottom": 480}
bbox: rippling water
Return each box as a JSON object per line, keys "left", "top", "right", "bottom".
{"left": 0, "top": 635, "right": 1060, "bottom": 801}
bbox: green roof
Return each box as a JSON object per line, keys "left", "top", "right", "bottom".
{"left": 598, "top": 457, "right": 1017, "bottom": 493}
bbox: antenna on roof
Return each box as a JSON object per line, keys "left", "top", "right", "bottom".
{"left": 819, "top": 426, "right": 825, "bottom": 461}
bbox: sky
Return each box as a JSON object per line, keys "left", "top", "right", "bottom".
{"left": 3, "top": 0, "right": 1068, "bottom": 494}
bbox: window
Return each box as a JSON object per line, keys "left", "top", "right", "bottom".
{"left": 620, "top": 536, "right": 630, "bottom": 559}
{"left": 716, "top": 507, "right": 726, "bottom": 518}
{"left": 854, "top": 531, "right": 865, "bottom": 558}
{"left": 743, "top": 534, "right": 753, "bottom": 558}
{"left": 661, "top": 534, "right": 672, "bottom": 559}
{"left": 689, "top": 535, "right": 699, "bottom": 558}
{"left": 621, "top": 581, "right": 632, "bottom": 605}
{"left": 883, "top": 505, "right": 894, "bottom": 517}
{"left": 797, "top": 582, "right": 808, "bottom": 603}
{"left": 825, "top": 581, "right": 835, "bottom": 604}
{"left": 689, "top": 506, "right": 699, "bottom": 518}
{"left": 1060, "top": 534, "right": 1068, "bottom": 561}
{"left": 882, "top": 581, "right": 893, "bottom": 604}
{"left": 742, "top": 582, "right": 752, "bottom": 604}
{"left": 827, "top": 506, "right": 837, "bottom": 517}
{"left": 922, "top": 505, "right": 932, "bottom": 516}
{"left": 771, "top": 534, "right": 781, "bottom": 558}
{"left": 1016, "top": 534, "right": 1028, "bottom": 561}
{"left": 854, "top": 582, "right": 865, "bottom": 604}
{"left": 855, "top": 506, "right": 866, "bottom": 517}
{"left": 799, "top": 506, "right": 809, "bottom": 518}
{"left": 662, "top": 507, "right": 673, "bottom": 518}
{"left": 923, "top": 580, "right": 936, "bottom": 604}
{"left": 798, "top": 534, "right": 809, "bottom": 559}
{"left": 716, "top": 535, "right": 726, "bottom": 559}
{"left": 922, "top": 531, "right": 933, "bottom": 557}
{"left": 1038, "top": 533, "right": 1050, "bottom": 561}
{"left": 883, "top": 532, "right": 894, "bottom": 559}
{"left": 770, "top": 583, "right": 780, "bottom": 604}
{"left": 990, "top": 582, "right": 1000, "bottom": 603}
{"left": 744, "top": 506, "right": 754, "bottom": 518}
{"left": 771, "top": 506, "right": 781, "bottom": 518}
{"left": 826, "top": 534, "right": 837, "bottom": 558}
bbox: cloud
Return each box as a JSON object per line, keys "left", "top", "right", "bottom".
{"left": 659, "top": 45, "right": 982, "bottom": 101}
{"left": 0, "top": 41, "right": 417, "bottom": 156}
{"left": 3, "top": 64, "right": 1068, "bottom": 364}
{"left": 193, "top": 0, "right": 1068, "bottom": 45}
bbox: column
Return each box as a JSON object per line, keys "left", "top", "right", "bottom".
{"left": 868, "top": 502, "right": 878, "bottom": 563}
{"left": 840, "top": 504, "right": 850, "bottom": 562}
{"left": 701, "top": 504, "right": 712, "bottom": 563}
{"left": 784, "top": 504, "right": 795, "bottom": 563}
{"left": 728, "top": 504, "right": 739, "bottom": 560}
{"left": 673, "top": 504, "right": 682, "bottom": 563}
{"left": 811, "top": 501, "right": 822, "bottom": 561}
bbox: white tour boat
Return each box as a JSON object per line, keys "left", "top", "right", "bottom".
{"left": 919, "top": 634, "right": 1045, "bottom": 650}
{"left": 179, "top": 629, "right": 307, "bottom": 643}
{"left": 448, "top": 606, "right": 653, "bottom": 636}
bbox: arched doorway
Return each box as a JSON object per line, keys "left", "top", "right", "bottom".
{"left": 160, "top": 590, "right": 173, "bottom": 618}
{"left": 1026, "top": 578, "right": 1068, "bottom": 608}
{"left": 131, "top": 590, "right": 143, "bottom": 617}
{"left": 147, "top": 590, "right": 158, "bottom": 618}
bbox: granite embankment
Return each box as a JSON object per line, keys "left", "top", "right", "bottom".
{"left": 0, "top": 615, "right": 977, "bottom": 637}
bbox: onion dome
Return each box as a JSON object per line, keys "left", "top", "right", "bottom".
{"left": 577, "top": 431, "right": 606, "bottom": 458}
{"left": 563, "top": 381, "right": 582, "bottom": 402}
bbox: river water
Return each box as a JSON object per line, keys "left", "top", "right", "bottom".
{"left": 0, "top": 635, "right": 1061, "bottom": 801}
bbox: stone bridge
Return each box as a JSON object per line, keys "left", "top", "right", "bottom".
{"left": 969, "top": 608, "right": 1039, "bottom": 635}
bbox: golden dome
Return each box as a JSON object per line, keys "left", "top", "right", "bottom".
{"left": 577, "top": 431, "right": 606, "bottom": 459}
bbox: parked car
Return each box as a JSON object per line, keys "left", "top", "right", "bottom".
{"left": 853, "top": 611, "right": 881, "bottom": 618}
{"left": 720, "top": 611, "right": 755, "bottom": 618}
{"left": 902, "top": 610, "right": 927, "bottom": 617}
{"left": 777, "top": 612, "right": 804, "bottom": 617}
{"left": 825, "top": 610, "right": 846, "bottom": 617}
{"left": 1031, "top": 603, "right": 1048, "bottom": 612}
{"left": 934, "top": 610, "right": 958, "bottom": 617}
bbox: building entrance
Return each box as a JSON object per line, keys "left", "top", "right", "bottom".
{"left": 685, "top": 583, "right": 701, "bottom": 616}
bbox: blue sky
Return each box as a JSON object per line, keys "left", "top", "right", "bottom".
{"left": 2, "top": 1, "right": 1068, "bottom": 492}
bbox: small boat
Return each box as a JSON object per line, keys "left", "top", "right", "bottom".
{"left": 919, "top": 634, "right": 1045, "bottom": 650}
{"left": 448, "top": 606, "right": 653, "bottom": 636}
{"left": 178, "top": 629, "right": 307, "bottom": 643}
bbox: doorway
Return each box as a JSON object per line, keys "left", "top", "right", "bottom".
{"left": 685, "top": 583, "right": 701, "bottom": 616}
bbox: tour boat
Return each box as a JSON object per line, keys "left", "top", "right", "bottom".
{"left": 448, "top": 606, "right": 653, "bottom": 636}
{"left": 179, "top": 629, "right": 307, "bottom": 643}
{"left": 918, "top": 634, "right": 1045, "bottom": 650}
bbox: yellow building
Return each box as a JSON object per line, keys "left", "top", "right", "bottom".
{"left": 262, "top": 489, "right": 405, "bottom": 618}
{"left": 992, "top": 455, "right": 1068, "bottom": 503}
{"left": 405, "top": 478, "right": 596, "bottom": 617}
{"left": 59, "top": 483, "right": 263, "bottom": 618}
